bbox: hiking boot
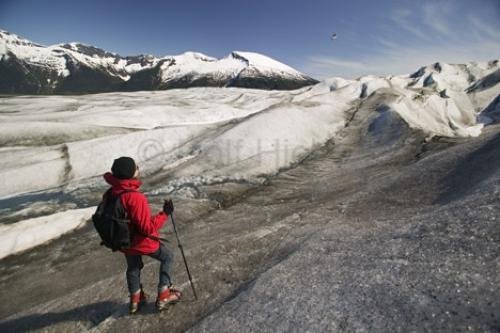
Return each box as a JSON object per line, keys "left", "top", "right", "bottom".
{"left": 156, "top": 286, "right": 182, "bottom": 311}
{"left": 129, "top": 287, "right": 147, "bottom": 314}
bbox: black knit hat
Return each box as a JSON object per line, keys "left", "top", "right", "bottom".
{"left": 111, "top": 156, "right": 137, "bottom": 179}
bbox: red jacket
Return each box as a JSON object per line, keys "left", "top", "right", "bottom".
{"left": 103, "top": 172, "right": 168, "bottom": 255}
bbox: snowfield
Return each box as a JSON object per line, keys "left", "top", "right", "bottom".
{"left": 0, "top": 59, "right": 498, "bottom": 259}
{"left": 0, "top": 207, "right": 94, "bottom": 259}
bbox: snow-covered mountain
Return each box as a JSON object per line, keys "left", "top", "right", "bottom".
{"left": 0, "top": 58, "right": 498, "bottom": 203}
{"left": 0, "top": 29, "right": 318, "bottom": 94}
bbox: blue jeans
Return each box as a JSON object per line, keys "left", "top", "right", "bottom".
{"left": 125, "top": 243, "right": 174, "bottom": 294}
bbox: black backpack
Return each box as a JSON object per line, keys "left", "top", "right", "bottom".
{"left": 92, "top": 189, "right": 136, "bottom": 251}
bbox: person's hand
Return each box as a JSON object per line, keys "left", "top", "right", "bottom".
{"left": 163, "top": 199, "right": 174, "bottom": 215}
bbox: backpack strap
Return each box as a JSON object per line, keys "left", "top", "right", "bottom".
{"left": 117, "top": 189, "right": 137, "bottom": 196}
{"left": 102, "top": 187, "right": 113, "bottom": 200}
{"left": 112, "top": 189, "right": 136, "bottom": 221}
{"left": 114, "top": 189, "right": 170, "bottom": 244}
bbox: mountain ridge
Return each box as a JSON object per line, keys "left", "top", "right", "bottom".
{"left": 0, "top": 29, "right": 318, "bottom": 94}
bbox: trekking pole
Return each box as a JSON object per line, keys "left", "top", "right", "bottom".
{"left": 169, "top": 210, "right": 198, "bottom": 300}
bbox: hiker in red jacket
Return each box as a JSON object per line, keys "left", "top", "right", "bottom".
{"left": 104, "top": 156, "right": 181, "bottom": 314}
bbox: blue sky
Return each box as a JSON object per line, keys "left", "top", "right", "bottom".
{"left": 1, "top": 0, "right": 499, "bottom": 79}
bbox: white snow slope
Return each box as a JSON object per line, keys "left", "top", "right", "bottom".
{"left": 0, "top": 59, "right": 498, "bottom": 258}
